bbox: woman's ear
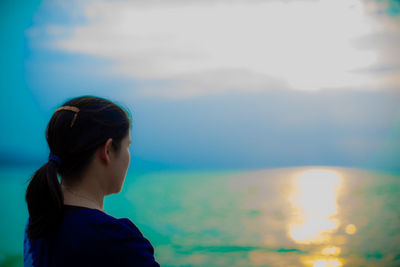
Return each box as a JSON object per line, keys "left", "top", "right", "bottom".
{"left": 98, "top": 138, "right": 113, "bottom": 165}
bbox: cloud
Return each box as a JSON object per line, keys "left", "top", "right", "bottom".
{"left": 133, "top": 68, "right": 290, "bottom": 99}
{"left": 31, "top": 0, "right": 400, "bottom": 98}
{"left": 352, "top": 0, "right": 400, "bottom": 89}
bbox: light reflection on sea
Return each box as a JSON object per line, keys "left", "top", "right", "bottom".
{"left": 287, "top": 169, "right": 343, "bottom": 267}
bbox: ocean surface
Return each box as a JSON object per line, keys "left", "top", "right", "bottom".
{"left": 0, "top": 166, "right": 399, "bottom": 267}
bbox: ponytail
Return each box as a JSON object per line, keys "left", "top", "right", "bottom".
{"left": 25, "top": 160, "right": 63, "bottom": 241}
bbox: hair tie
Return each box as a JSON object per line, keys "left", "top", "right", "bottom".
{"left": 49, "top": 154, "right": 61, "bottom": 165}
{"left": 55, "top": 106, "right": 80, "bottom": 128}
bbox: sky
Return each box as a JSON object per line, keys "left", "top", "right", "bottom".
{"left": 0, "top": 0, "right": 400, "bottom": 172}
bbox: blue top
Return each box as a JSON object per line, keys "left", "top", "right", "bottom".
{"left": 24, "top": 205, "right": 160, "bottom": 267}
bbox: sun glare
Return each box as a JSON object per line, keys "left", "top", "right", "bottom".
{"left": 288, "top": 169, "right": 342, "bottom": 244}
{"left": 345, "top": 224, "right": 357, "bottom": 235}
{"left": 322, "top": 246, "right": 342, "bottom": 256}
{"left": 313, "top": 259, "right": 342, "bottom": 267}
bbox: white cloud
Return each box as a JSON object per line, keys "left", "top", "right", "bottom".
{"left": 36, "top": 0, "right": 400, "bottom": 98}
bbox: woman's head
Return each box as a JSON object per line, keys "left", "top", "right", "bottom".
{"left": 25, "top": 95, "right": 132, "bottom": 240}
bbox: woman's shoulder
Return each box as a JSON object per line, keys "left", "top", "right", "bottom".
{"left": 25, "top": 206, "right": 160, "bottom": 266}
{"left": 60, "top": 205, "right": 144, "bottom": 238}
{"left": 58, "top": 206, "right": 160, "bottom": 266}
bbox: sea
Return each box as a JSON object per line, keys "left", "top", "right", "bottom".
{"left": 0, "top": 165, "right": 399, "bottom": 267}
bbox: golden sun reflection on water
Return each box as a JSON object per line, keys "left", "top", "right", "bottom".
{"left": 288, "top": 169, "right": 342, "bottom": 244}
{"left": 313, "top": 259, "right": 342, "bottom": 267}
{"left": 321, "top": 246, "right": 341, "bottom": 256}
{"left": 288, "top": 168, "right": 343, "bottom": 266}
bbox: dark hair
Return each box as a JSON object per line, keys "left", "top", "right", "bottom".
{"left": 25, "top": 95, "right": 132, "bottom": 241}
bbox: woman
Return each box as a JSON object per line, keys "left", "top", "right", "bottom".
{"left": 24, "top": 96, "right": 160, "bottom": 267}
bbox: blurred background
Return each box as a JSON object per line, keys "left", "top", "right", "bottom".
{"left": 1, "top": 0, "right": 399, "bottom": 266}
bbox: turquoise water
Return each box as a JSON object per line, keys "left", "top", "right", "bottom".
{"left": 0, "top": 166, "right": 399, "bottom": 267}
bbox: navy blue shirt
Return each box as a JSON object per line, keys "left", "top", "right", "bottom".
{"left": 24, "top": 205, "right": 160, "bottom": 267}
